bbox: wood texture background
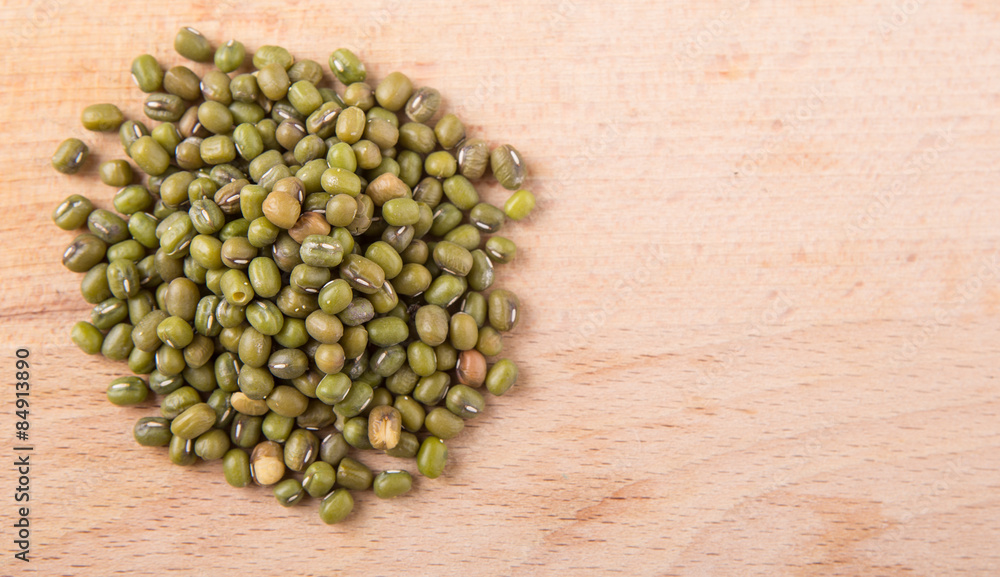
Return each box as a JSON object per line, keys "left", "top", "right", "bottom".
{"left": 1, "top": 1, "right": 999, "bottom": 575}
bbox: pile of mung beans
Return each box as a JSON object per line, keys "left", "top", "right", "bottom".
{"left": 52, "top": 27, "right": 535, "bottom": 524}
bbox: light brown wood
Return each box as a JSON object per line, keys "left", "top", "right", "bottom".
{"left": 2, "top": 1, "right": 999, "bottom": 575}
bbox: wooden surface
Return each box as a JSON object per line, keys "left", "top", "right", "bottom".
{"left": 2, "top": 1, "right": 999, "bottom": 575}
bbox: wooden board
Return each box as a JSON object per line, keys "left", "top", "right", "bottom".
{"left": 2, "top": 1, "right": 999, "bottom": 574}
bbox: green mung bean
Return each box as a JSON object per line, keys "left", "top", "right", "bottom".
{"left": 52, "top": 194, "right": 94, "bottom": 230}
{"left": 413, "top": 371, "right": 450, "bottom": 405}
{"left": 113, "top": 185, "right": 153, "bottom": 215}
{"left": 98, "top": 160, "right": 133, "bottom": 187}
{"left": 424, "top": 407, "right": 465, "bottom": 440}
{"left": 174, "top": 26, "right": 213, "bottom": 62}
{"left": 283, "top": 428, "right": 319, "bottom": 471}
{"left": 446, "top": 384, "right": 485, "bottom": 419}
{"left": 373, "top": 470, "right": 412, "bottom": 499}
{"left": 456, "top": 138, "right": 489, "bottom": 180}
{"left": 134, "top": 416, "right": 172, "bottom": 447}
{"left": 231, "top": 413, "right": 264, "bottom": 449}
{"left": 405, "top": 87, "right": 441, "bottom": 123}
{"left": 80, "top": 264, "right": 112, "bottom": 304}
{"left": 363, "top": 118, "right": 399, "bottom": 150}
{"left": 302, "top": 461, "right": 336, "bottom": 498}
{"left": 106, "top": 259, "right": 140, "bottom": 299}
{"left": 318, "top": 488, "right": 354, "bottom": 524}
{"left": 131, "top": 54, "right": 164, "bottom": 92}
{"left": 63, "top": 233, "right": 106, "bottom": 273}
{"left": 153, "top": 123, "right": 183, "bottom": 157}
{"left": 107, "top": 377, "right": 149, "bottom": 406}
{"left": 425, "top": 151, "right": 457, "bottom": 179}
{"left": 156, "top": 343, "right": 187, "bottom": 375}
{"left": 91, "top": 297, "right": 128, "bottom": 331}
{"left": 316, "top": 373, "right": 351, "bottom": 406}
{"left": 434, "top": 114, "right": 465, "bottom": 149}
{"left": 488, "top": 289, "right": 521, "bottom": 332}
{"left": 207, "top": 390, "right": 235, "bottom": 426}
{"left": 442, "top": 175, "right": 479, "bottom": 210}
{"left": 467, "top": 250, "right": 495, "bottom": 292}
{"left": 262, "top": 412, "right": 295, "bottom": 442}
{"left": 424, "top": 274, "right": 468, "bottom": 308}
{"left": 52, "top": 139, "right": 90, "bottom": 175}
{"left": 119, "top": 120, "right": 149, "bottom": 151}
{"left": 223, "top": 448, "right": 252, "bottom": 487}
{"left": 194, "top": 429, "right": 231, "bottom": 461}
{"left": 214, "top": 39, "right": 246, "bottom": 73}
{"left": 417, "top": 437, "right": 448, "bottom": 479}
{"left": 198, "top": 101, "right": 235, "bottom": 134}
{"left": 334, "top": 381, "right": 373, "bottom": 419}
{"left": 490, "top": 144, "right": 527, "bottom": 190}
{"left": 273, "top": 478, "right": 305, "bottom": 507}
{"left": 253, "top": 45, "right": 294, "bottom": 70}
{"left": 336, "top": 456, "right": 373, "bottom": 491}
{"left": 470, "top": 203, "right": 505, "bottom": 233}
{"left": 130, "top": 136, "right": 171, "bottom": 176}
{"left": 129, "top": 347, "right": 157, "bottom": 374}
{"left": 229, "top": 101, "right": 265, "bottom": 125}
{"left": 504, "top": 189, "right": 536, "bottom": 220}
{"left": 161, "top": 386, "right": 200, "bottom": 418}
{"left": 82, "top": 103, "right": 124, "bottom": 132}
{"left": 257, "top": 62, "right": 290, "bottom": 102}
{"left": 288, "top": 81, "right": 323, "bottom": 116}
{"left": 169, "top": 435, "right": 197, "bottom": 466}
{"left": 296, "top": 399, "right": 336, "bottom": 429}
{"left": 477, "top": 325, "right": 504, "bottom": 357}
{"left": 343, "top": 83, "right": 375, "bottom": 113}
{"left": 335, "top": 106, "right": 366, "bottom": 144}
{"left": 201, "top": 135, "right": 237, "bottom": 165}
{"left": 144, "top": 92, "right": 187, "bottom": 122}
{"left": 171, "top": 403, "right": 217, "bottom": 439}
{"left": 163, "top": 65, "right": 202, "bottom": 101}
{"left": 329, "top": 49, "right": 366, "bottom": 85}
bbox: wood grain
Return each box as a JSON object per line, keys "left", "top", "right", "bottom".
{"left": 2, "top": 1, "right": 999, "bottom": 575}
